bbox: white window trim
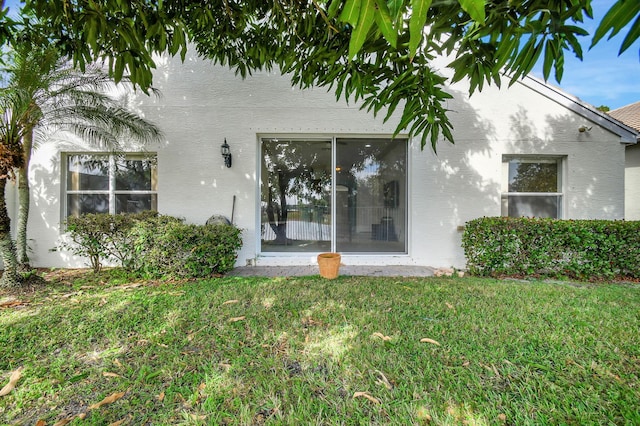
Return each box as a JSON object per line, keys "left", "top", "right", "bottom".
{"left": 63, "top": 152, "right": 158, "bottom": 217}
{"left": 501, "top": 155, "right": 566, "bottom": 219}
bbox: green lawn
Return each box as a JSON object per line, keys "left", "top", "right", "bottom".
{"left": 1, "top": 272, "right": 639, "bottom": 425}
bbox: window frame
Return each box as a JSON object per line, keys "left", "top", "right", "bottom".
{"left": 501, "top": 155, "right": 565, "bottom": 219}
{"left": 258, "top": 135, "right": 409, "bottom": 255}
{"left": 63, "top": 152, "right": 158, "bottom": 217}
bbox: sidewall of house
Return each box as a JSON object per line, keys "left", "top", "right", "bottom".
{"left": 20, "top": 55, "right": 626, "bottom": 270}
{"left": 408, "top": 80, "right": 626, "bottom": 267}
{"left": 626, "top": 144, "right": 640, "bottom": 220}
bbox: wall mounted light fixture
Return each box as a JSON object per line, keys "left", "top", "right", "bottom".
{"left": 221, "top": 138, "right": 232, "bottom": 168}
{"left": 578, "top": 125, "right": 592, "bottom": 133}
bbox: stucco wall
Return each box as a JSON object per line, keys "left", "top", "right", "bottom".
{"left": 410, "top": 80, "right": 626, "bottom": 267}
{"left": 18, "top": 54, "right": 626, "bottom": 269}
{"left": 626, "top": 143, "right": 640, "bottom": 220}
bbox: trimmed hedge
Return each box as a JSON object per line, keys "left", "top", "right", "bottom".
{"left": 130, "top": 217, "right": 242, "bottom": 278}
{"left": 63, "top": 213, "right": 242, "bottom": 278}
{"left": 462, "top": 217, "right": 640, "bottom": 279}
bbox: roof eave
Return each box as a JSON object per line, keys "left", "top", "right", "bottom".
{"left": 517, "top": 75, "right": 639, "bottom": 145}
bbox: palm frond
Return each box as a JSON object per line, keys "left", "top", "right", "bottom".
{"left": 1, "top": 45, "right": 163, "bottom": 152}
{"left": 59, "top": 122, "right": 122, "bottom": 150}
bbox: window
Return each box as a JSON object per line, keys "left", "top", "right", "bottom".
{"left": 501, "top": 156, "right": 563, "bottom": 218}
{"left": 260, "top": 137, "right": 407, "bottom": 253}
{"left": 65, "top": 153, "right": 157, "bottom": 217}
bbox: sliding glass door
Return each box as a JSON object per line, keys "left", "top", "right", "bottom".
{"left": 261, "top": 139, "right": 332, "bottom": 252}
{"left": 260, "top": 137, "right": 406, "bottom": 254}
{"left": 335, "top": 138, "right": 406, "bottom": 252}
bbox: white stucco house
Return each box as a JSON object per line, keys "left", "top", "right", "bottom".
{"left": 9, "top": 53, "right": 639, "bottom": 270}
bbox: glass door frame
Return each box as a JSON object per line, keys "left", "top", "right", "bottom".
{"left": 257, "top": 135, "right": 408, "bottom": 255}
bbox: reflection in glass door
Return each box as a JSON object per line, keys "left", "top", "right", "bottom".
{"left": 260, "top": 137, "right": 407, "bottom": 254}
{"left": 261, "top": 139, "right": 332, "bottom": 252}
{"left": 335, "top": 138, "right": 406, "bottom": 253}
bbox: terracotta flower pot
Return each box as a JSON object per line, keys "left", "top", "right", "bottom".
{"left": 317, "top": 252, "right": 341, "bottom": 279}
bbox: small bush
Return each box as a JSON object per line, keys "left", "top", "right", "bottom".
{"left": 63, "top": 212, "right": 157, "bottom": 272}
{"left": 62, "top": 212, "right": 242, "bottom": 278}
{"left": 131, "top": 218, "right": 242, "bottom": 278}
{"left": 462, "top": 217, "right": 640, "bottom": 280}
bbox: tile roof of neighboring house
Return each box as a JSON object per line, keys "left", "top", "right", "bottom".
{"left": 609, "top": 101, "right": 640, "bottom": 133}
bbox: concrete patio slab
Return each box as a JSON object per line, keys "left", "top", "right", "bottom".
{"left": 227, "top": 265, "right": 435, "bottom": 278}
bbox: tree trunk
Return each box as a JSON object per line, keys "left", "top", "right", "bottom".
{"left": 275, "top": 176, "right": 289, "bottom": 244}
{"left": 0, "top": 177, "right": 20, "bottom": 288}
{"left": 16, "top": 129, "right": 33, "bottom": 269}
{"left": 266, "top": 177, "right": 290, "bottom": 245}
{"left": 266, "top": 200, "right": 289, "bottom": 244}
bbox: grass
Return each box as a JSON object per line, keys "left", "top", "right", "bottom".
{"left": 1, "top": 271, "right": 639, "bottom": 425}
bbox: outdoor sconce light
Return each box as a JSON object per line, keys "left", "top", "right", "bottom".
{"left": 221, "top": 138, "right": 232, "bottom": 168}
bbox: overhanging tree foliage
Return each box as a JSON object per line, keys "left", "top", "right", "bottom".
{"left": 1, "top": 44, "right": 163, "bottom": 270}
{"left": 2, "top": 0, "right": 636, "bottom": 151}
{"left": 0, "top": 41, "right": 162, "bottom": 285}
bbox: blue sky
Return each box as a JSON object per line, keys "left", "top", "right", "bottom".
{"left": 3, "top": 0, "right": 638, "bottom": 110}
{"left": 532, "top": 0, "right": 640, "bottom": 111}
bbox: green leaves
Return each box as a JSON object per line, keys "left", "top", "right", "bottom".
{"left": 409, "top": 0, "right": 431, "bottom": 59}
{"left": 6, "top": 0, "right": 635, "bottom": 153}
{"left": 335, "top": 0, "right": 437, "bottom": 60}
{"left": 19, "top": 0, "right": 183, "bottom": 93}
{"left": 348, "top": 0, "right": 376, "bottom": 59}
{"left": 63, "top": 212, "right": 243, "bottom": 277}
{"left": 328, "top": 0, "right": 342, "bottom": 19}
{"left": 620, "top": 15, "right": 640, "bottom": 54}
{"left": 339, "top": 0, "right": 397, "bottom": 59}
{"left": 374, "top": 0, "right": 397, "bottom": 48}
{"left": 462, "top": 218, "right": 640, "bottom": 279}
{"left": 592, "top": 0, "right": 640, "bottom": 54}
{"left": 458, "top": 0, "right": 485, "bottom": 23}
{"left": 131, "top": 217, "right": 243, "bottom": 278}
{"left": 339, "top": 0, "right": 362, "bottom": 26}
{"left": 542, "top": 39, "right": 557, "bottom": 81}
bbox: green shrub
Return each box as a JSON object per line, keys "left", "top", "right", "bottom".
{"left": 63, "top": 212, "right": 157, "bottom": 272}
{"left": 63, "top": 213, "right": 242, "bottom": 278}
{"left": 462, "top": 217, "right": 640, "bottom": 280}
{"left": 130, "top": 218, "right": 242, "bottom": 279}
